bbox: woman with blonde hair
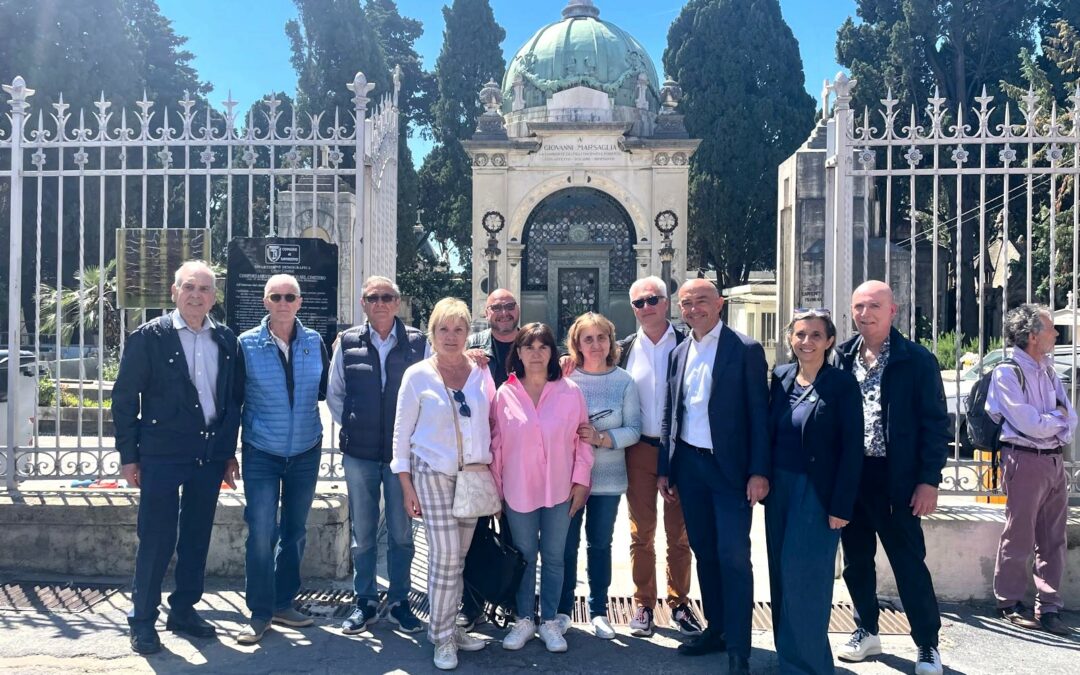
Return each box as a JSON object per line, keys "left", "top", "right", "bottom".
{"left": 556, "top": 312, "right": 641, "bottom": 639}
{"left": 392, "top": 297, "right": 496, "bottom": 670}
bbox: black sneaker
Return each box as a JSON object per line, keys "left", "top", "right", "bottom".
{"left": 387, "top": 600, "right": 424, "bottom": 634}
{"left": 341, "top": 602, "right": 379, "bottom": 635}
{"left": 672, "top": 603, "right": 703, "bottom": 636}
{"left": 1040, "top": 613, "right": 1072, "bottom": 636}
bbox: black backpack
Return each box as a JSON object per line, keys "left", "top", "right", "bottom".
{"left": 965, "top": 358, "right": 1025, "bottom": 452}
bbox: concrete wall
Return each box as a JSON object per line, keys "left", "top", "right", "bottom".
{"left": 0, "top": 491, "right": 350, "bottom": 579}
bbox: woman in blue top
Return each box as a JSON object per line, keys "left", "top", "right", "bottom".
{"left": 765, "top": 309, "right": 863, "bottom": 674}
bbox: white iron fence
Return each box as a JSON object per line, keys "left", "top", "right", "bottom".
{"left": 1, "top": 70, "right": 400, "bottom": 489}
{"left": 811, "top": 73, "right": 1080, "bottom": 497}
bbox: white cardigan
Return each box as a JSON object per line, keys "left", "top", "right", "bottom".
{"left": 390, "top": 359, "right": 496, "bottom": 476}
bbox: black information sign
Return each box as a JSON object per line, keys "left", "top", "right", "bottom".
{"left": 226, "top": 237, "right": 339, "bottom": 344}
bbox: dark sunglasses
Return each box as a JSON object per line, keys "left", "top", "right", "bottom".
{"left": 487, "top": 301, "right": 517, "bottom": 313}
{"left": 363, "top": 293, "right": 398, "bottom": 305}
{"left": 268, "top": 293, "right": 299, "bottom": 303}
{"left": 793, "top": 307, "right": 831, "bottom": 319}
{"left": 450, "top": 389, "right": 471, "bottom": 418}
{"left": 631, "top": 295, "right": 663, "bottom": 309}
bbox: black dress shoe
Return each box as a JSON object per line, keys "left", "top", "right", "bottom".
{"left": 1000, "top": 602, "right": 1041, "bottom": 630}
{"left": 129, "top": 624, "right": 162, "bottom": 655}
{"left": 677, "top": 627, "right": 727, "bottom": 656}
{"left": 1040, "top": 613, "right": 1071, "bottom": 636}
{"left": 166, "top": 609, "right": 217, "bottom": 638}
{"left": 728, "top": 654, "right": 750, "bottom": 674}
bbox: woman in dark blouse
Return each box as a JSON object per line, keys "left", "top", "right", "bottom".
{"left": 766, "top": 309, "right": 864, "bottom": 674}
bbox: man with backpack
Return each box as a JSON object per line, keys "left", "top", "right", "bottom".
{"left": 986, "top": 304, "right": 1076, "bottom": 636}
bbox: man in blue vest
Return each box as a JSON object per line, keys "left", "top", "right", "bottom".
{"left": 235, "top": 274, "right": 330, "bottom": 644}
{"left": 113, "top": 260, "right": 242, "bottom": 655}
{"left": 326, "top": 276, "right": 427, "bottom": 635}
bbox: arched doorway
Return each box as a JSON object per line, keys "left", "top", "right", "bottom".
{"left": 521, "top": 187, "right": 637, "bottom": 338}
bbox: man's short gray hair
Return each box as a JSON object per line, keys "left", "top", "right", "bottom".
{"left": 361, "top": 275, "right": 400, "bottom": 297}
{"left": 629, "top": 276, "right": 667, "bottom": 298}
{"left": 264, "top": 274, "right": 301, "bottom": 296}
{"left": 1003, "top": 303, "right": 1050, "bottom": 350}
{"left": 173, "top": 260, "right": 216, "bottom": 288}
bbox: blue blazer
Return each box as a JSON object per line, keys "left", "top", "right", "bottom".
{"left": 767, "top": 362, "right": 864, "bottom": 521}
{"left": 659, "top": 323, "right": 770, "bottom": 491}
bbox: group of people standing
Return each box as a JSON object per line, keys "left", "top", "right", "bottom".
{"left": 112, "top": 260, "right": 1075, "bottom": 674}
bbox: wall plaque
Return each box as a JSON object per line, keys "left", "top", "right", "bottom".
{"left": 115, "top": 228, "right": 211, "bottom": 308}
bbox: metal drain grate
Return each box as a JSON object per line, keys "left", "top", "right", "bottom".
{"left": 295, "top": 588, "right": 431, "bottom": 620}
{"left": 0, "top": 580, "right": 123, "bottom": 613}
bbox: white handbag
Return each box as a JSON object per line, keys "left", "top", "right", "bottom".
{"left": 446, "top": 386, "right": 501, "bottom": 519}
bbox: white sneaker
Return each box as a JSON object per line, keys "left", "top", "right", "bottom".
{"left": 914, "top": 646, "right": 943, "bottom": 675}
{"left": 454, "top": 627, "right": 486, "bottom": 652}
{"left": 539, "top": 619, "right": 568, "bottom": 653}
{"left": 590, "top": 615, "right": 616, "bottom": 640}
{"left": 433, "top": 639, "right": 458, "bottom": 670}
{"left": 836, "top": 627, "right": 882, "bottom": 662}
{"left": 555, "top": 612, "right": 572, "bottom": 635}
{"left": 502, "top": 617, "right": 536, "bottom": 651}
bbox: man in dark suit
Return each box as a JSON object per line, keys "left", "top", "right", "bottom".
{"left": 658, "top": 279, "right": 770, "bottom": 674}
{"left": 113, "top": 260, "right": 242, "bottom": 655}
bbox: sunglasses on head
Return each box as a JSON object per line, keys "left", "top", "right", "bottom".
{"left": 631, "top": 295, "right": 663, "bottom": 309}
{"left": 268, "top": 293, "right": 299, "bottom": 303}
{"left": 450, "top": 389, "right": 471, "bottom": 418}
{"left": 487, "top": 301, "right": 517, "bottom": 313}
{"left": 793, "top": 307, "right": 831, "bottom": 319}
{"left": 363, "top": 293, "right": 397, "bottom": 305}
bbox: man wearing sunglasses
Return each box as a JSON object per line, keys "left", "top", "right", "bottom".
{"left": 326, "top": 276, "right": 428, "bottom": 636}
{"left": 616, "top": 276, "right": 701, "bottom": 639}
{"left": 234, "top": 274, "right": 330, "bottom": 644}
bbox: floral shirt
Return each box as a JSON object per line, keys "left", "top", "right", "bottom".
{"left": 853, "top": 337, "right": 890, "bottom": 457}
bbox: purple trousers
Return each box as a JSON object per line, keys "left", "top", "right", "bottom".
{"left": 993, "top": 448, "right": 1069, "bottom": 615}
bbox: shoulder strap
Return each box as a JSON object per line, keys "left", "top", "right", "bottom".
{"left": 445, "top": 385, "right": 464, "bottom": 471}
{"left": 998, "top": 358, "right": 1025, "bottom": 392}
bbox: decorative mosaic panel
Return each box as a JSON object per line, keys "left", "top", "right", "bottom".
{"left": 522, "top": 188, "right": 636, "bottom": 291}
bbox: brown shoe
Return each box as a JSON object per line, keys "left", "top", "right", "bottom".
{"left": 1039, "top": 613, "right": 1071, "bottom": 636}
{"left": 1000, "top": 603, "right": 1040, "bottom": 630}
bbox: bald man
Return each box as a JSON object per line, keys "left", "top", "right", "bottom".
{"left": 834, "top": 281, "right": 949, "bottom": 675}
{"left": 658, "top": 279, "right": 770, "bottom": 674}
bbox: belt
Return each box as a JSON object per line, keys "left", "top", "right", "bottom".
{"left": 639, "top": 435, "right": 661, "bottom": 448}
{"left": 1002, "top": 443, "right": 1063, "bottom": 456}
{"left": 676, "top": 439, "right": 713, "bottom": 456}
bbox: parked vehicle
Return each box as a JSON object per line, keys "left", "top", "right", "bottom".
{"left": 0, "top": 350, "right": 38, "bottom": 449}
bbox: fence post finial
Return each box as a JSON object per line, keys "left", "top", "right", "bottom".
{"left": 348, "top": 72, "right": 376, "bottom": 111}
{"left": 3, "top": 76, "right": 34, "bottom": 115}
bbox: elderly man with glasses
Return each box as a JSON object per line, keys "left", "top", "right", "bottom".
{"left": 326, "top": 276, "right": 428, "bottom": 635}
{"left": 234, "top": 274, "right": 330, "bottom": 644}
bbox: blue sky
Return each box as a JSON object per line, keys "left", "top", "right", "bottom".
{"left": 158, "top": 0, "right": 857, "bottom": 159}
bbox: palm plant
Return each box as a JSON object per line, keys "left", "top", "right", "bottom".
{"left": 38, "top": 260, "right": 121, "bottom": 348}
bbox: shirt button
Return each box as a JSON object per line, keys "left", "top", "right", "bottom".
{"left": 151, "top": 419, "right": 157, "bottom": 424}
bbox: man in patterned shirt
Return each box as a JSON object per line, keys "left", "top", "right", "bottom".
{"left": 834, "top": 280, "right": 950, "bottom": 675}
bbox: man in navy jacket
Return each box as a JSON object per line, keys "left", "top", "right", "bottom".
{"left": 113, "top": 260, "right": 242, "bottom": 655}
{"left": 658, "top": 279, "right": 770, "bottom": 675}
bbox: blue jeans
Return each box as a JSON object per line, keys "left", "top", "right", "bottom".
{"left": 242, "top": 444, "right": 320, "bottom": 621}
{"left": 504, "top": 500, "right": 572, "bottom": 622}
{"left": 559, "top": 494, "right": 621, "bottom": 617}
{"left": 342, "top": 454, "right": 414, "bottom": 605}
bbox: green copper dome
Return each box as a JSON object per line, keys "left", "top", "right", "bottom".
{"left": 502, "top": 1, "right": 660, "bottom": 113}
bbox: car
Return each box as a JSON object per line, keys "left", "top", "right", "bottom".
{"left": 0, "top": 350, "right": 38, "bottom": 450}
{"left": 943, "top": 346, "right": 1079, "bottom": 455}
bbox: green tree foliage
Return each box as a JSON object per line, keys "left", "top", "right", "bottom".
{"left": 417, "top": 0, "right": 505, "bottom": 268}
{"left": 664, "top": 0, "right": 814, "bottom": 287}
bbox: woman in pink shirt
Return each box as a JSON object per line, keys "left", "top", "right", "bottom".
{"left": 490, "top": 322, "right": 593, "bottom": 654}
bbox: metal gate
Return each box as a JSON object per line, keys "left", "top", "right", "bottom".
{"left": 1, "top": 70, "right": 400, "bottom": 489}
{"left": 808, "top": 73, "right": 1080, "bottom": 496}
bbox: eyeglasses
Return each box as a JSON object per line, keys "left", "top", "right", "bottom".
{"left": 631, "top": 295, "right": 663, "bottom": 309}
{"left": 363, "top": 293, "right": 398, "bottom": 305}
{"left": 588, "top": 409, "right": 613, "bottom": 422}
{"left": 487, "top": 301, "right": 517, "bottom": 313}
{"left": 793, "top": 307, "right": 832, "bottom": 319}
{"left": 450, "top": 389, "right": 471, "bottom": 418}
{"left": 267, "top": 293, "right": 299, "bottom": 303}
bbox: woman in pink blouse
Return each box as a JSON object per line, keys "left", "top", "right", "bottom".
{"left": 490, "top": 322, "right": 593, "bottom": 654}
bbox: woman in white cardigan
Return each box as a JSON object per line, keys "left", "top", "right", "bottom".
{"left": 392, "top": 297, "right": 496, "bottom": 671}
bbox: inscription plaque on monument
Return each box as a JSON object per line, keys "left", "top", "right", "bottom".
{"left": 534, "top": 135, "right": 626, "bottom": 165}
{"left": 226, "top": 237, "right": 339, "bottom": 343}
{"left": 116, "top": 228, "right": 212, "bottom": 308}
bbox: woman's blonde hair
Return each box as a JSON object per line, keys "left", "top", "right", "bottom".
{"left": 565, "top": 312, "right": 619, "bottom": 367}
{"left": 427, "top": 297, "right": 471, "bottom": 344}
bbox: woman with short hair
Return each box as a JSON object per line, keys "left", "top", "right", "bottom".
{"left": 392, "top": 298, "right": 496, "bottom": 670}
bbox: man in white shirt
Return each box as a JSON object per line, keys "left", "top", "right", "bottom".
{"left": 616, "top": 277, "right": 700, "bottom": 638}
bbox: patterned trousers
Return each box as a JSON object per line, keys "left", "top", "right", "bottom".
{"left": 411, "top": 457, "right": 478, "bottom": 644}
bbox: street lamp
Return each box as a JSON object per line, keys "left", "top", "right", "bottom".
{"left": 482, "top": 210, "right": 505, "bottom": 292}
{"left": 654, "top": 209, "right": 679, "bottom": 317}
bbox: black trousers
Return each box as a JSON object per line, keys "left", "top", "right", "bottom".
{"left": 840, "top": 457, "right": 941, "bottom": 647}
{"left": 128, "top": 459, "right": 225, "bottom": 627}
{"left": 673, "top": 440, "right": 754, "bottom": 660}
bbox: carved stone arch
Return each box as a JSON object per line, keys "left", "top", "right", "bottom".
{"left": 507, "top": 174, "right": 649, "bottom": 244}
